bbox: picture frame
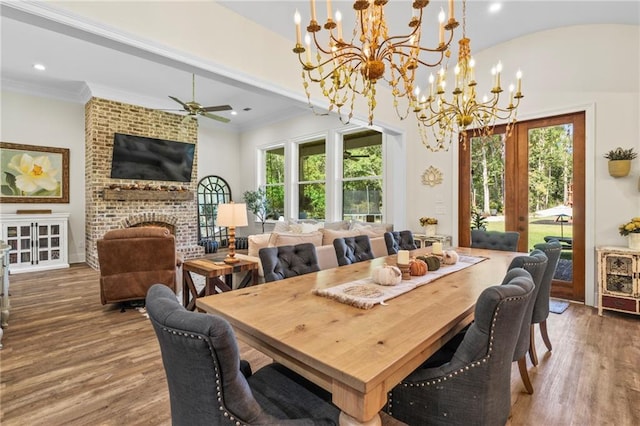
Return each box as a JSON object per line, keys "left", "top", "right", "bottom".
{"left": 0, "top": 142, "right": 70, "bottom": 203}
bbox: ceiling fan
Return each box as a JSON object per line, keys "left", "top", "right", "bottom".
{"left": 168, "top": 74, "right": 233, "bottom": 123}
{"left": 343, "top": 151, "right": 370, "bottom": 161}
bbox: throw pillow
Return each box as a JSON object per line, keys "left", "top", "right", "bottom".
{"left": 323, "top": 220, "right": 350, "bottom": 230}
{"left": 268, "top": 231, "right": 323, "bottom": 247}
{"left": 248, "top": 233, "right": 271, "bottom": 258}
{"left": 350, "top": 222, "right": 388, "bottom": 238}
{"left": 319, "top": 228, "right": 361, "bottom": 246}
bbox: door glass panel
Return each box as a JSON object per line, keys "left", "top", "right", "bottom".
{"left": 528, "top": 124, "right": 573, "bottom": 282}
{"left": 470, "top": 134, "right": 506, "bottom": 232}
{"left": 21, "top": 252, "right": 30, "bottom": 262}
{"left": 51, "top": 225, "right": 59, "bottom": 234}
{"left": 40, "top": 251, "right": 49, "bottom": 261}
{"left": 51, "top": 237, "right": 59, "bottom": 248}
{"left": 20, "top": 226, "right": 31, "bottom": 236}
{"left": 39, "top": 225, "right": 49, "bottom": 235}
{"left": 39, "top": 238, "right": 49, "bottom": 248}
{"left": 20, "top": 239, "right": 30, "bottom": 250}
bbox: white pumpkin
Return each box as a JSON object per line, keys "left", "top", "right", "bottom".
{"left": 442, "top": 250, "right": 459, "bottom": 265}
{"left": 372, "top": 264, "right": 402, "bottom": 286}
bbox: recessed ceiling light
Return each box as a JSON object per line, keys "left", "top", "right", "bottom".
{"left": 489, "top": 2, "right": 502, "bottom": 13}
{"left": 230, "top": 111, "right": 238, "bottom": 116}
{"left": 33, "top": 63, "right": 46, "bottom": 71}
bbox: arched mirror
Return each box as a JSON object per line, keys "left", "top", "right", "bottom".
{"left": 197, "top": 175, "right": 232, "bottom": 253}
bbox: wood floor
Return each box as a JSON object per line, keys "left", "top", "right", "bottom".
{"left": 1, "top": 264, "right": 639, "bottom": 425}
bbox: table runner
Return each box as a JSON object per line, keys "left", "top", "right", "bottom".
{"left": 312, "top": 255, "right": 487, "bottom": 309}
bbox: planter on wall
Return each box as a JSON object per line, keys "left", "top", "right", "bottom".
{"left": 608, "top": 160, "right": 631, "bottom": 177}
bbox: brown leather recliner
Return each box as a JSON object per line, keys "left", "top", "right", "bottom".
{"left": 97, "top": 226, "right": 179, "bottom": 305}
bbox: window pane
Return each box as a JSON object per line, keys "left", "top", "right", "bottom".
{"left": 342, "top": 179, "right": 382, "bottom": 222}
{"left": 343, "top": 130, "right": 382, "bottom": 178}
{"left": 299, "top": 140, "right": 325, "bottom": 182}
{"left": 470, "top": 134, "right": 505, "bottom": 231}
{"left": 299, "top": 183, "right": 325, "bottom": 220}
{"left": 266, "top": 185, "right": 284, "bottom": 220}
{"left": 266, "top": 147, "right": 285, "bottom": 184}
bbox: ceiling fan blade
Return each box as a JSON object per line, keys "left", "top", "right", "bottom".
{"left": 169, "top": 96, "right": 189, "bottom": 109}
{"left": 201, "top": 105, "right": 233, "bottom": 112}
{"left": 201, "top": 111, "right": 230, "bottom": 123}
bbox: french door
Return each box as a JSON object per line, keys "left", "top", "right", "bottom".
{"left": 459, "top": 112, "right": 585, "bottom": 302}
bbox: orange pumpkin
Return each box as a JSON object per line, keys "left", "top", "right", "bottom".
{"left": 409, "top": 258, "right": 428, "bottom": 276}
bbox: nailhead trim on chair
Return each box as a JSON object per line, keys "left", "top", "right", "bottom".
{"left": 161, "top": 326, "right": 248, "bottom": 426}
{"left": 386, "top": 293, "right": 530, "bottom": 416}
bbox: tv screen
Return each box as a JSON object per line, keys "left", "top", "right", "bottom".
{"left": 110, "top": 133, "right": 195, "bottom": 182}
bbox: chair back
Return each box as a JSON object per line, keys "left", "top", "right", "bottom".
{"left": 97, "top": 226, "right": 177, "bottom": 304}
{"left": 146, "top": 284, "right": 271, "bottom": 425}
{"left": 259, "top": 243, "right": 320, "bottom": 283}
{"left": 532, "top": 240, "right": 563, "bottom": 323}
{"left": 384, "top": 231, "right": 417, "bottom": 255}
{"left": 502, "top": 249, "right": 547, "bottom": 360}
{"left": 387, "top": 274, "right": 534, "bottom": 425}
{"left": 333, "top": 235, "right": 374, "bottom": 266}
{"left": 471, "top": 229, "right": 520, "bottom": 251}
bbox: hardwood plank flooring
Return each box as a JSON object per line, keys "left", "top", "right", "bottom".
{"left": 1, "top": 264, "right": 639, "bottom": 425}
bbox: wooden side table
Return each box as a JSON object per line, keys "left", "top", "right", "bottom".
{"left": 182, "top": 257, "right": 259, "bottom": 311}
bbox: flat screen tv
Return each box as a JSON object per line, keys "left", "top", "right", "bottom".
{"left": 109, "top": 133, "right": 195, "bottom": 182}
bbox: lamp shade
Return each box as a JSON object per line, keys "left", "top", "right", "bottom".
{"left": 217, "top": 202, "right": 248, "bottom": 227}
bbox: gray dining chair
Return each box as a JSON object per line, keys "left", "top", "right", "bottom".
{"left": 384, "top": 272, "right": 535, "bottom": 426}
{"left": 530, "top": 239, "right": 563, "bottom": 364}
{"left": 503, "top": 250, "right": 548, "bottom": 394}
{"left": 384, "top": 231, "right": 418, "bottom": 255}
{"left": 259, "top": 243, "right": 320, "bottom": 283}
{"left": 146, "top": 284, "right": 339, "bottom": 425}
{"left": 333, "top": 235, "right": 374, "bottom": 266}
{"left": 471, "top": 229, "right": 520, "bottom": 251}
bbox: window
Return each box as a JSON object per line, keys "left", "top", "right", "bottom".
{"left": 265, "top": 147, "right": 285, "bottom": 220}
{"left": 342, "top": 130, "right": 383, "bottom": 222}
{"left": 298, "top": 139, "right": 326, "bottom": 220}
{"left": 259, "top": 128, "right": 385, "bottom": 223}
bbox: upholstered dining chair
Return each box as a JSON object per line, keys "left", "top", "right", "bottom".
{"left": 258, "top": 243, "right": 320, "bottom": 283}
{"left": 384, "top": 272, "right": 535, "bottom": 426}
{"left": 146, "top": 284, "right": 339, "bottom": 426}
{"left": 530, "top": 239, "right": 563, "bottom": 365}
{"left": 471, "top": 229, "right": 520, "bottom": 251}
{"left": 384, "top": 231, "right": 418, "bottom": 255}
{"left": 333, "top": 235, "right": 374, "bottom": 266}
{"left": 503, "top": 251, "right": 548, "bottom": 394}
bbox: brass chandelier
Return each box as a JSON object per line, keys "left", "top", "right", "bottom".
{"left": 412, "top": 0, "right": 523, "bottom": 151}
{"left": 293, "top": 0, "right": 459, "bottom": 126}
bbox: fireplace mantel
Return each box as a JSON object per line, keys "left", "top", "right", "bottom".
{"left": 103, "top": 189, "right": 194, "bottom": 201}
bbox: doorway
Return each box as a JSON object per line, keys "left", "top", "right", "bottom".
{"left": 459, "top": 112, "right": 585, "bottom": 302}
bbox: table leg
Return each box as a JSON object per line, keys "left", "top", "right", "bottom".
{"left": 183, "top": 271, "right": 199, "bottom": 311}
{"left": 338, "top": 412, "right": 381, "bottom": 426}
{"left": 207, "top": 276, "right": 232, "bottom": 294}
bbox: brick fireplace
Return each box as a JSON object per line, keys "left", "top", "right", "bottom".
{"left": 84, "top": 97, "right": 204, "bottom": 269}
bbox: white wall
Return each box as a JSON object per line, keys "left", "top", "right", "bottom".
{"left": 0, "top": 91, "right": 86, "bottom": 263}
{"left": 1, "top": 90, "right": 244, "bottom": 263}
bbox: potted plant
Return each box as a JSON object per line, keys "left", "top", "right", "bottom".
{"left": 604, "top": 147, "right": 637, "bottom": 177}
{"left": 419, "top": 217, "right": 438, "bottom": 236}
{"left": 470, "top": 210, "right": 488, "bottom": 230}
{"left": 243, "top": 187, "right": 269, "bottom": 233}
{"left": 619, "top": 217, "right": 640, "bottom": 250}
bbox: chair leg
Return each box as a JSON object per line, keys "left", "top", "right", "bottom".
{"left": 540, "top": 319, "right": 553, "bottom": 352}
{"left": 517, "top": 357, "right": 534, "bottom": 394}
{"left": 528, "top": 324, "right": 539, "bottom": 366}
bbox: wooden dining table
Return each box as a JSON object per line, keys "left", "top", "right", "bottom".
{"left": 196, "top": 246, "right": 520, "bottom": 426}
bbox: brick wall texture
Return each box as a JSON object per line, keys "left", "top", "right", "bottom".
{"left": 85, "top": 97, "right": 204, "bottom": 269}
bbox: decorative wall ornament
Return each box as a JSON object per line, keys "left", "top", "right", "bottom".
{"left": 421, "top": 166, "right": 443, "bottom": 187}
{"left": 0, "top": 142, "right": 69, "bottom": 203}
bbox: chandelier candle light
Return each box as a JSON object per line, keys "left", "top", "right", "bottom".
{"left": 412, "top": 0, "right": 523, "bottom": 151}
{"left": 293, "top": 0, "right": 459, "bottom": 126}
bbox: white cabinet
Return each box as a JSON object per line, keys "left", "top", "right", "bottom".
{"left": 0, "top": 213, "right": 69, "bottom": 274}
{"left": 597, "top": 246, "right": 640, "bottom": 316}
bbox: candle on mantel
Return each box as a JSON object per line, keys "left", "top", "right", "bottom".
{"left": 432, "top": 242, "right": 443, "bottom": 255}
{"left": 397, "top": 250, "right": 410, "bottom": 265}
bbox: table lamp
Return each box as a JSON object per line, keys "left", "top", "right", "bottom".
{"left": 216, "top": 202, "right": 248, "bottom": 264}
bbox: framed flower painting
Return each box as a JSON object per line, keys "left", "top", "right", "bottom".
{"left": 0, "top": 142, "right": 70, "bottom": 203}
